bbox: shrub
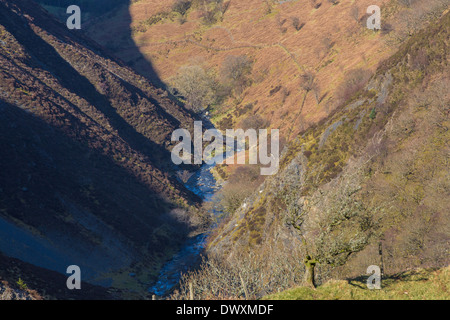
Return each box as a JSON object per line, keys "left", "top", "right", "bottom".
{"left": 220, "top": 55, "right": 253, "bottom": 96}
{"left": 16, "top": 278, "right": 28, "bottom": 291}
{"left": 170, "top": 65, "right": 216, "bottom": 112}
{"left": 381, "top": 23, "right": 394, "bottom": 35}
{"left": 263, "top": 0, "right": 273, "bottom": 14}
{"left": 335, "top": 68, "right": 373, "bottom": 105}
{"left": 201, "top": 9, "right": 218, "bottom": 25}
{"left": 310, "top": 0, "right": 322, "bottom": 9}
{"left": 172, "top": 0, "right": 192, "bottom": 16}
{"left": 197, "top": 0, "right": 230, "bottom": 25}
{"left": 269, "top": 85, "right": 282, "bottom": 96}
{"left": 172, "top": 244, "right": 304, "bottom": 300}
{"left": 240, "top": 114, "right": 268, "bottom": 131}
{"left": 410, "top": 48, "right": 430, "bottom": 70}
{"left": 217, "top": 114, "right": 233, "bottom": 131}
{"left": 291, "top": 17, "right": 305, "bottom": 31}
{"left": 300, "top": 72, "right": 317, "bottom": 92}
{"left": 214, "top": 166, "right": 262, "bottom": 215}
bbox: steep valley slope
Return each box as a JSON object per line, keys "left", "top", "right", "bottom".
{"left": 0, "top": 0, "right": 448, "bottom": 300}
{"left": 0, "top": 0, "right": 203, "bottom": 298}
{"left": 173, "top": 8, "right": 450, "bottom": 300}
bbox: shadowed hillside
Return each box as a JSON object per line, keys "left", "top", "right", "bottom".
{"left": 0, "top": 0, "right": 204, "bottom": 296}
{"left": 36, "top": 0, "right": 166, "bottom": 88}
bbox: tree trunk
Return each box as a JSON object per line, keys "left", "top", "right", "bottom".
{"left": 303, "top": 255, "right": 317, "bottom": 289}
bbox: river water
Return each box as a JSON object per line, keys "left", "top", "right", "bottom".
{"left": 148, "top": 162, "right": 219, "bottom": 296}
{"left": 148, "top": 127, "right": 244, "bottom": 297}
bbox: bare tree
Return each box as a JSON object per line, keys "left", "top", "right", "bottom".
{"left": 285, "top": 163, "right": 380, "bottom": 288}
{"left": 220, "top": 55, "right": 253, "bottom": 96}
{"left": 173, "top": 245, "right": 304, "bottom": 300}
{"left": 171, "top": 64, "right": 216, "bottom": 112}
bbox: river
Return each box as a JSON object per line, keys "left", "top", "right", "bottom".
{"left": 148, "top": 161, "right": 220, "bottom": 297}
{"left": 148, "top": 123, "right": 245, "bottom": 297}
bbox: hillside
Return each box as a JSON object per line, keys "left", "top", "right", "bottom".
{"left": 86, "top": 0, "right": 447, "bottom": 140}
{"left": 0, "top": 0, "right": 203, "bottom": 297}
{"left": 0, "top": 252, "right": 119, "bottom": 299}
{"left": 1, "top": 0, "right": 448, "bottom": 301}
{"left": 172, "top": 7, "right": 450, "bottom": 300}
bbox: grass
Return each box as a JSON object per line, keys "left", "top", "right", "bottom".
{"left": 263, "top": 266, "right": 450, "bottom": 300}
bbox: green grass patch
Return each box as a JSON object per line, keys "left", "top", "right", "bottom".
{"left": 263, "top": 267, "right": 450, "bottom": 300}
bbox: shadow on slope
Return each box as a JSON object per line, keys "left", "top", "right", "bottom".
{"left": 0, "top": 1, "right": 176, "bottom": 173}
{"left": 0, "top": 98, "right": 190, "bottom": 290}
{"left": 36, "top": 0, "right": 166, "bottom": 88}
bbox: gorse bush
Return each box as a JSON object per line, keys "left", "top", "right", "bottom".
{"left": 172, "top": 0, "right": 192, "bottom": 16}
